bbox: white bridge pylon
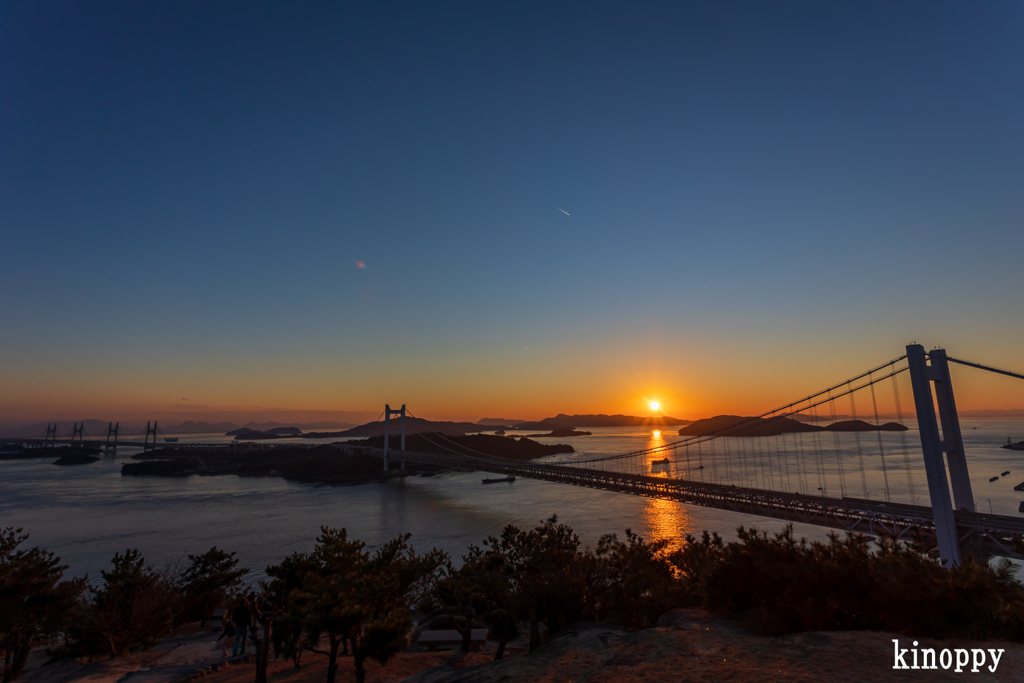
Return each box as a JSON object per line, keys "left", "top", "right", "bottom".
{"left": 906, "top": 344, "right": 975, "bottom": 567}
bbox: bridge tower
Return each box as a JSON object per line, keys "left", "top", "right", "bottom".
{"left": 71, "top": 422, "right": 84, "bottom": 445}
{"left": 143, "top": 421, "right": 158, "bottom": 452}
{"left": 104, "top": 422, "right": 119, "bottom": 456}
{"left": 44, "top": 423, "right": 57, "bottom": 449}
{"left": 906, "top": 344, "right": 975, "bottom": 567}
{"left": 383, "top": 404, "right": 407, "bottom": 473}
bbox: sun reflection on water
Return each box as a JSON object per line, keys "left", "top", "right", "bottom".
{"left": 640, "top": 496, "right": 694, "bottom": 551}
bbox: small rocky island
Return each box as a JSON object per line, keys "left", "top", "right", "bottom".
{"left": 524, "top": 428, "right": 593, "bottom": 438}
{"left": 0, "top": 444, "right": 103, "bottom": 464}
{"left": 53, "top": 451, "right": 101, "bottom": 466}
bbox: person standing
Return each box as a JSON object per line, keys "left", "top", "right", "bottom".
{"left": 232, "top": 598, "right": 251, "bottom": 656}
{"left": 215, "top": 614, "right": 235, "bottom": 657}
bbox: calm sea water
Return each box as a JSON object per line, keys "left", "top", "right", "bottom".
{"left": 2, "top": 420, "right": 1023, "bottom": 584}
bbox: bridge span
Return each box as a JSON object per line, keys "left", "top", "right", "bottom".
{"left": 370, "top": 344, "right": 1024, "bottom": 565}
{"left": 368, "top": 446, "right": 1024, "bottom": 561}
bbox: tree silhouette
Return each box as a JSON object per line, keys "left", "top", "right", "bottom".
{"left": 467, "top": 516, "right": 589, "bottom": 653}
{"left": 0, "top": 528, "right": 83, "bottom": 682}
{"left": 266, "top": 552, "right": 317, "bottom": 668}
{"left": 179, "top": 547, "right": 247, "bottom": 626}
{"left": 293, "top": 527, "right": 445, "bottom": 683}
{"left": 81, "top": 549, "right": 180, "bottom": 657}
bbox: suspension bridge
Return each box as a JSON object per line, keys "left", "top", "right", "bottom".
{"left": 6, "top": 344, "right": 1023, "bottom": 566}
{"left": 367, "top": 344, "right": 1024, "bottom": 566}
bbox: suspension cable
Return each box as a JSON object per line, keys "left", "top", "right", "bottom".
{"left": 943, "top": 356, "right": 1024, "bottom": 381}
{"left": 891, "top": 366, "right": 916, "bottom": 503}
{"left": 563, "top": 363, "right": 908, "bottom": 465}
{"left": 868, "top": 371, "right": 892, "bottom": 503}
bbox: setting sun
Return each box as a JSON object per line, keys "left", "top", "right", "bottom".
{"left": 649, "top": 401, "right": 660, "bottom": 411}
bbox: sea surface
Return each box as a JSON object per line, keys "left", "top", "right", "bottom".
{"left": 2, "top": 420, "right": 1023, "bottom": 585}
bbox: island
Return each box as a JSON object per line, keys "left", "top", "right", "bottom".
{"left": 524, "top": 429, "right": 592, "bottom": 438}
{"left": 121, "top": 433, "right": 573, "bottom": 483}
{"left": 53, "top": 452, "right": 101, "bottom": 466}
{"left": 304, "top": 416, "right": 500, "bottom": 439}
{"left": 1, "top": 444, "right": 103, "bottom": 461}
{"left": 680, "top": 415, "right": 907, "bottom": 437}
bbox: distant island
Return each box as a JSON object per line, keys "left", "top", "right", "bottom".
{"left": 228, "top": 426, "right": 303, "bottom": 440}
{"left": 121, "top": 433, "right": 572, "bottom": 483}
{"left": 345, "top": 432, "right": 574, "bottom": 459}
{"left": 0, "top": 444, "right": 103, "bottom": 463}
{"left": 304, "top": 417, "right": 497, "bottom": 439}
{"left": 53, "top": 452, "right": 100, "bottom": 466}
{"left": 680, "top": 415, "right": 908, "bottom": 437}
{"left": 524, "top": 428, "right": 592, "bottom": 438}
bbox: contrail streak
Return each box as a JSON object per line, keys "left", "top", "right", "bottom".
{"left": 557, "top": 206, "right": 570, "bottom": 216}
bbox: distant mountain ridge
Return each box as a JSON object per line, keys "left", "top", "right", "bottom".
{"left": 514, "top": 414, "right": 691, "bottom": 428}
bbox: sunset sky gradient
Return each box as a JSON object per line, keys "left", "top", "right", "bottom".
{"left": 2, "top": 2, "right": 1023, "bottom": 425}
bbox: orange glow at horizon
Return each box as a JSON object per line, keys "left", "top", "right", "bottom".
{"left": 2, "top": 339, "right": 1022, "bottom": 425}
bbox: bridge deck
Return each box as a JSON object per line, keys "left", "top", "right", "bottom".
{"left": 374, "top": 448, "right": 1024, "bottom": 561}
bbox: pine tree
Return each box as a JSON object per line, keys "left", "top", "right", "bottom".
{"left": 179, "top": 547, "right": 247, "bottom": 626}
{"left": 0, "top": 528, "right": 83, "bottom": 682}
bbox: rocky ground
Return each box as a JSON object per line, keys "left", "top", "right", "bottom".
{"left": 17, "top": 611, "right": 1024, "bottom": 683}
{"left": 17, "top": 624, "right": 251, "bottom": 683}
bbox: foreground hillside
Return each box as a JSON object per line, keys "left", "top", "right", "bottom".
{"left": 15, "top": 609, "right": 1024, "bottom": 683}
{"left": 404, "top": 611, "right": 1024, "bottom": 682}
{"left": 34, "top": 610, "right": 1012, "bottom": 683}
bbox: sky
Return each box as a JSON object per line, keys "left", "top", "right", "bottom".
{"left": 2, "top": 1, "right": 1023, "bottom": 425}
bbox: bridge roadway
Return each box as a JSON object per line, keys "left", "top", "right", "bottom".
{"left": 372, "top": 448, "right": 1024, "bottom": 561}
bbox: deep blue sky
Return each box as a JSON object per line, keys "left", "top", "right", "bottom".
{"left": 2, "top": 2, "right": 1023, "bottom": 422}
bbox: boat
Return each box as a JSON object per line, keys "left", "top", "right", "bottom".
{"left": 650, "top": 457, "right": 671, "bottom": 473}
{"left": 482, "top": 475, "right": 515, "bottom": 484}
{"left": 989, "top": 476, "right": 999, "bottom": 482}
{"left": 164, "top": 437, "right": 179, "bottom": 442}
{"left": 1002, "top": 471, "right": 1011, "bottom": 477}
{"left": 1019, "top": 501, "right": 1024, "bottom": 514}
{"left": 1015, "top": 481, "right": 1024, "bottom": 492}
